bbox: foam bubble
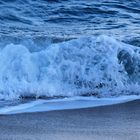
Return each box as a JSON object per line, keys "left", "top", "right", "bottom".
{"left": 0, "top": 35, "right": 140, "bottom": 100}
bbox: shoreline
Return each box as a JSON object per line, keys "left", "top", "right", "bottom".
{"left": 0, "top": 99, "right": 140, "bottom": 140}
{"left": 1, "top": 95, "right": 140, "bottom": 114}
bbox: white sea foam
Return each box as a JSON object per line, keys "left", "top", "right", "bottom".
{"left": 0, "top": 95, "right": 140, "bottom": 114}
{"left": 0, "top": 35, "right": 140, "bottom": 100}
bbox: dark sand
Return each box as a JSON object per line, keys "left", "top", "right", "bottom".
{"left": 0, "top": 100, "right": 140, "bottom": 140}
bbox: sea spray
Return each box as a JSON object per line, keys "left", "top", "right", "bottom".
{"left": 0, "top": 35, "right": 140, "bottom": 100}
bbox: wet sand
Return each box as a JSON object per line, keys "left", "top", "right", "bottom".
{"left": 0, "top": 100, "right": 140, "bottom": 140}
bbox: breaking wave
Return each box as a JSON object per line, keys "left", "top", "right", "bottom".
{"left": 0, "top": 35, "right": 140, "bottom": 100}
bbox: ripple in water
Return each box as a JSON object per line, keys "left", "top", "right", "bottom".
{"left": 0, "top": 0, "right": 139, "bottom": 43}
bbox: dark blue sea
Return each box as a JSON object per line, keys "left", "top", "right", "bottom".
{"left": 0, "top": 0, "right": 140, "bottom": 45}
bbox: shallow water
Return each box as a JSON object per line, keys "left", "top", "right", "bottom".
{"left": 0, "top": 95, "right": 140, "bottom": 114}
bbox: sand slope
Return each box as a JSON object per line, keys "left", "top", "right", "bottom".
{"left": 0, "top": 100, "right": 140, "bottom": 140}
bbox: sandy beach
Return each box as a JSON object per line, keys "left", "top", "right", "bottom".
{"left": 0, "top": 100, "right": 140, "bottom": 140}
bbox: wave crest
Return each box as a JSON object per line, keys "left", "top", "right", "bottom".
{"left": 0, "top": 35, "right": 140, "bottom": 100}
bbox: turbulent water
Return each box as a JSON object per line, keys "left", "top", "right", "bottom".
{"left": 0, "top": 0, "right": 140, "bottom": 100}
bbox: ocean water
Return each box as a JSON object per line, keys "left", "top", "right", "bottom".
{"left": 0, "top": 0, "right": 140, "bottom": 44}
{"left": 0, "top": 0, "right": 140, "bottom": 112}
